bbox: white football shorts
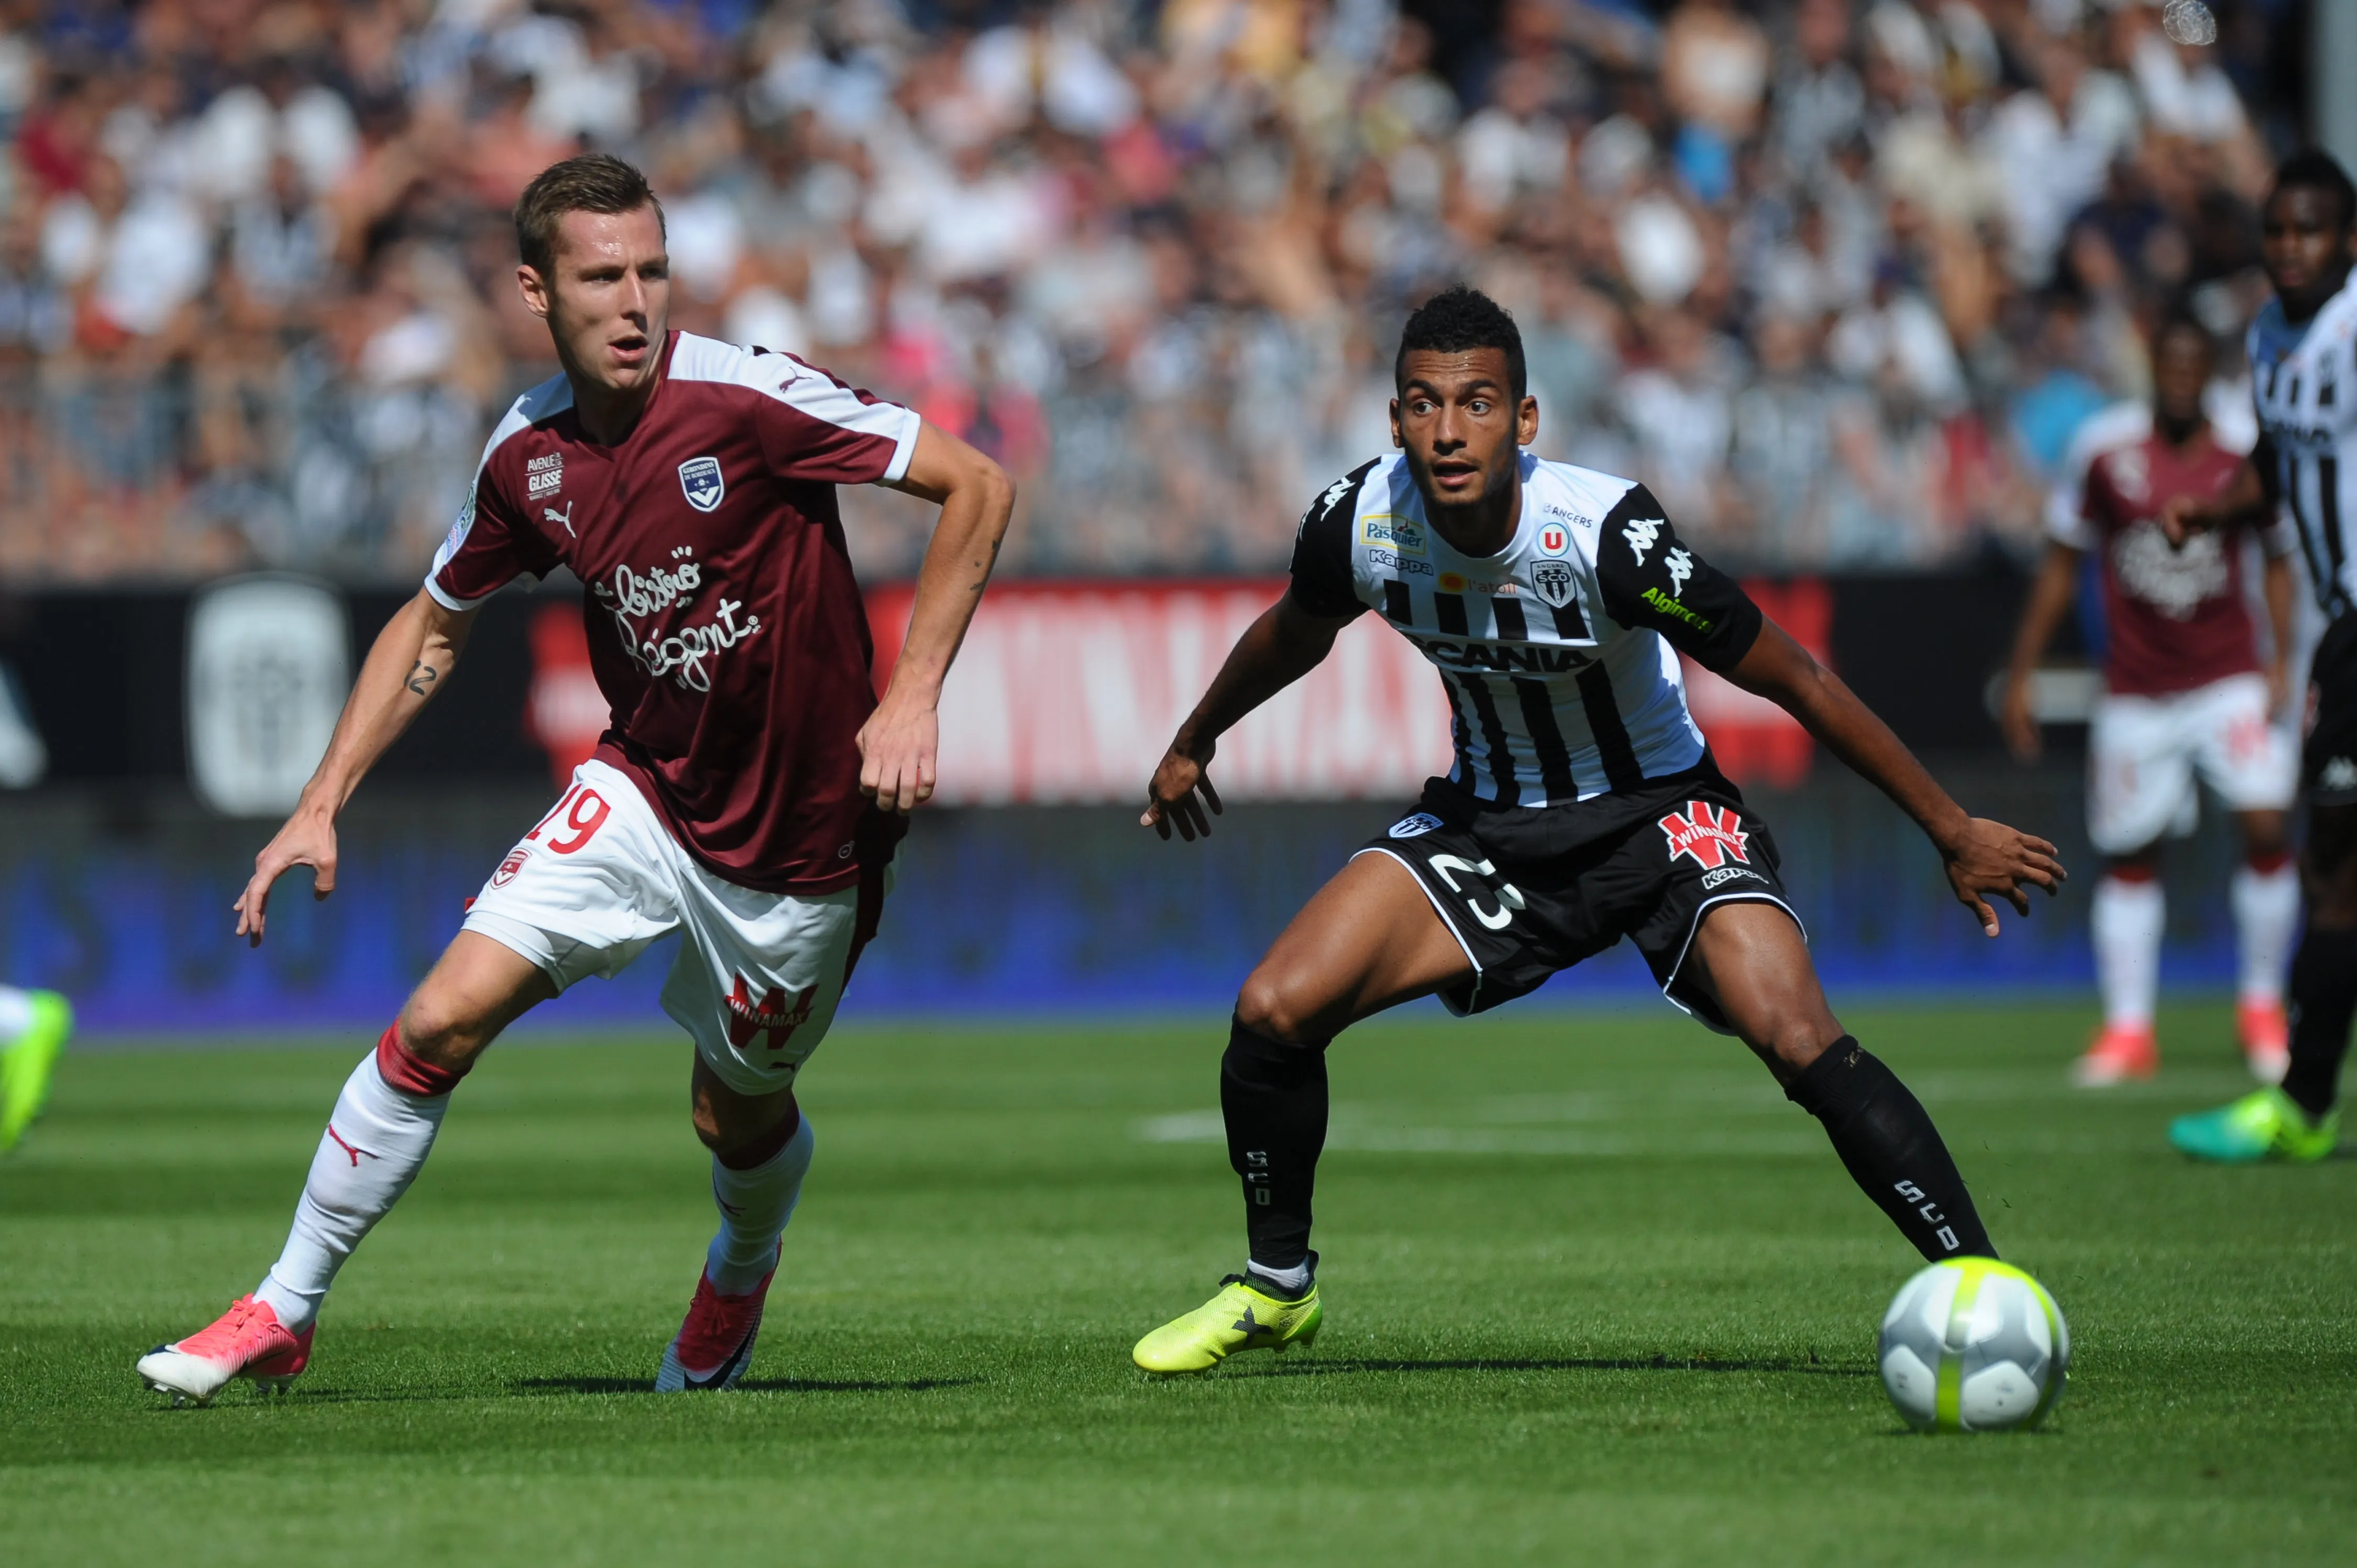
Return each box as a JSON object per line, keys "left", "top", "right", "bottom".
{"left": 461, "top": 759, "right": 888, "bottom": 1096}
{"left": 2087, "top": 673, "right": 2297, "bottom": 855}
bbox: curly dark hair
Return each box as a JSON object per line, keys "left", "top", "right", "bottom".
{"left": 1395, "top": 284, "right": 1526, "bottom": 403}
{"left": 2270, "top": 148, "right": 2356, "bottom": 231}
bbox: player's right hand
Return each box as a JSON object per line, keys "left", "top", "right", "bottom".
{"left": 1937, "top": 816, "right": 2066, "bottom": 937}
{"left": 234, "top": 804, "right": 339, "bottom": 947}
{"left": 1998, "top": 673, "right": 2041, "bottom": 763}
{"left": 1142, "top": 745, "right": 1222, "bottom": 842}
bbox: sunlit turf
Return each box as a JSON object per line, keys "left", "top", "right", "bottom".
{"left": 3, "top": 1001, "right": 2352, "bottom": 1566}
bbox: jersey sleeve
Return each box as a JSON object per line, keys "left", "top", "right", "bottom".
{"left": 425, "top": 429, "right": 560, "bottom": 611}
{"left": 1592, "top": 482, "right": 1762, "bottom": 672}
{"left": 2051, "top": 461, "right": 2103, "bottom": 552}
{"left": 752, "top": 352, "right": 922, "bottom": 485}
{"left": 1285, "top": 462, "right": 1374, "bottom": 622}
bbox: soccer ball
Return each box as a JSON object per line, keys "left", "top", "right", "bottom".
{"left": 1878, "top": 1257, "right": 2069, "bottom": 1432}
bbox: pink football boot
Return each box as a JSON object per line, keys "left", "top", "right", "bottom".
{"left": 655, "top": 1268, "right": 774, "bottom": 1391}
{"left": 137, "top": 1295, "right": 314, "bottom": 1406}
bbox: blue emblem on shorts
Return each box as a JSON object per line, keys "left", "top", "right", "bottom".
{"left": 1389, "top": 812, "right": 1444, "bottom": 838}
{"left": 678, "top": 456, "right": 725, "bottom": 512}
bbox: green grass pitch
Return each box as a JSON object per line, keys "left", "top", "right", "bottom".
{"left": 3, "top": 1001, "right": 2353, "bottom": 1566}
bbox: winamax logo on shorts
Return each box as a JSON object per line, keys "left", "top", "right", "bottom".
{"left": 1659, "top": 801, "right": 1749, "bottom": 870}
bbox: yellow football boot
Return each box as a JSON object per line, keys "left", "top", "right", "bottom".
{"left": 1133, "top": 1273, "right": 1322, "bottom": 1375}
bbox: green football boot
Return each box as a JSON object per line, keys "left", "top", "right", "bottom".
{"left": 0, "top": 989, "right": 72, "bottom": 1154}
{"left": 1133, "top": 1273, "right": 1322, "bottom": 1375}
{"left": 2168, "top": 1087, "right": 2339, "bottom": 1164}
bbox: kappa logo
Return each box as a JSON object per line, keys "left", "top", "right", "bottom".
{"left": 1659, "top": 800, "right": 1750, "bottom": 870}
{"left": 1536, "top": 522, "right": 1571, "bottom": 557}
{"left": 1623, "top": 516, "right": 1664, "bottom": 566}
{"left": 1389, "top": 811, "right": 1444, "bottom": 838}
{"left": 1532, "top": 558, "right": 1577, "bottom": 609}
{"left": 526, "top": 452, "right": 563, "bottom": 499}
{"left": 1665, "top": 546, "right": 1693, "bottom": 597}
{"left": 491, "top": 845, "right": 531, "bottom": 887}
{"left": 679, "top": 456, "right": 725, "bottom": 512}
{"left": 724, "top": 975, "right": 814, "bottom": 1051}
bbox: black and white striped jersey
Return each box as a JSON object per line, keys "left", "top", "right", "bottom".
{"left": 2249, "top": 273, "right": 2357, "bottom": 620}
{"left": 1289, "top": 451, "right": 1763, "bottom": 807}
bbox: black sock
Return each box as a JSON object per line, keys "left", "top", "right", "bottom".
{"left": 2282, "top": 926, "right": 2357, "bottom": 1120}
{"left": 1220, "top": 1015, "right": 1329, "bottom": 1271}
{"left": 1785, "top": 1037, "right": 1995, "bottom": 1262}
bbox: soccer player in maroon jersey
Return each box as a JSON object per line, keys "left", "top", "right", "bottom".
{"left": 137, "top": 155, "right": 1014, "bottom": 1402}
{"left": 2003, "top": 312, "right": 2300, "bottom": 1086}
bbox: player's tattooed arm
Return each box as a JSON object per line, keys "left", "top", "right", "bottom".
{"left": 1726, "top": 619, "right": 2066, "bottom": 937}
{"left": 234, "top": 589, "right": 478, "bottom": 946}
{"left": 862, "top": 421, "right": 1016, "bottom": 812}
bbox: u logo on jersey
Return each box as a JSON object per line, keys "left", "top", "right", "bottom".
{"left": 1659, "top": 801, "right": 1749, "bottom": 870}
{"left": 679, "top": 456, "right": 725, "bottom": 512}
{"left": 1536, "top": 522, "right": 1570, "bottom": 557}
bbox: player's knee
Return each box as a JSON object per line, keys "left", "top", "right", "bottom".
{"left": 1235, "top": 969, "right": 1325, "bottom": 1045}
{"left": 395, "top": 992, "right": 499, "bottom": 1070}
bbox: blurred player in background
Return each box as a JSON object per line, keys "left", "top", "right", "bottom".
{"left": 2002, "top": 312, "right": 2299, "bottom": 1087}
{"left": 1130, "top": 288, "right": 2063, "bottom": 1374}
{"left": 136, "top": 155, "right": 1012, "bottom": 1403}
{"left": 0, "top": 985, "right": 72, "bottom": 1155}
{"left": 2166, "top": 151, "right": 2357, "bottom": 1163}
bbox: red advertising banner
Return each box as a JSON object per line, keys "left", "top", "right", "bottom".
{"left": 862, "top": 578, "right": 1828, "bottom": 805}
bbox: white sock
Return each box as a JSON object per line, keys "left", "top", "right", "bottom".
{"left": 254, "top": 1052, "right": 449, "bottom": 1333}
{"left": 0, "top": 985, "right": 34, "bottom": 1041}
{"left": 705, "top": 1116, "right": 814, "bottom": 1295}
{"left": 2091, "top": 874, "right": 2164, "bottom": 1031}
{"left": 2231, "top": 862, "right": 2300, "bottom": 1004}
{"left": 1246, "top": 1257, "right": 1314, "bottom": 1296}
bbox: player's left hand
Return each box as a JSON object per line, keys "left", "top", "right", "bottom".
{"left": 856, "top": 696, "right": 939, "bottom": 813}
{"left": 1938, "top": 817, "right": 2067, "bottom": 936}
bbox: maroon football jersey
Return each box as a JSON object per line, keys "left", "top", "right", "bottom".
{"left": 428, "top": 332, "right": 919, "bottom": 892}
{"left": 2059, "top": 431, "right": 2286, "bottom": 698}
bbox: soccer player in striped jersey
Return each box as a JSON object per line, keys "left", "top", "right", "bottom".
{"left": 1129, "top": 287, "right": 2066, "bottom": 1373}
{"left": 2165, "top": 150, "right": 2357, "bottom": 1163}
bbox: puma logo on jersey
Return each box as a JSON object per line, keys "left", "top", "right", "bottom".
{"left": 1623, "top": 516, "right": 1664, "bottom": 565}
{"left": 544, "top": 502, "right": 576, "bottom": 538}
{"left": 1665, "top": 547, "right": 1693, "bottom": 597}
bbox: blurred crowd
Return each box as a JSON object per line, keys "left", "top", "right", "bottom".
{"left": 0, "top": 0, "right": 2312, "bottom": 583}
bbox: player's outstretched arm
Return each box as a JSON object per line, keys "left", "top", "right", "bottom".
{"left": 1143, "top": 593, "right": 1351, "bottom": 842}
{"left": 1726, "top": 619, "right": 2067, "bottom": 936}
{"left": 866, "top": 422, "right": 1016, "bottom": 813}
{"left": 235, "top": 589, "right": 478, "bottom": 946}
{"left": 1998, "top": 540, "right": 2085, "bottom": 763}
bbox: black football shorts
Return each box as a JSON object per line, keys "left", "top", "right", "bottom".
{"left": 2305, "top": 612, "right": 2357, "bottom": 805}
{"left": 1356, "top": 761, "right": 1802, "bottom": 1032}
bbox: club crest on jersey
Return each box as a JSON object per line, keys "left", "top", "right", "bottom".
{"left": 1623, "top": 516, "right": 1664, "bottom": 565}
{"left": 724, "top": 975, "right": 813, "bottom": 1051}
{"left": 491, "top": 845, "right": 531, "bottom": 887}
{"left": 1659, "top": 800, "right": 1749, "bottom": 870}
{"left": 1532, "top": 559, "right": 1577, "bottom": 609}
{"left": 1536, "top": 522, "right": 1571, "bottom": 557}
{"left": 1389, "top": 812, "right": 1444, "bottom": 838}
{"left": 678, "top": 456, "right": 725, "bottom": 512}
